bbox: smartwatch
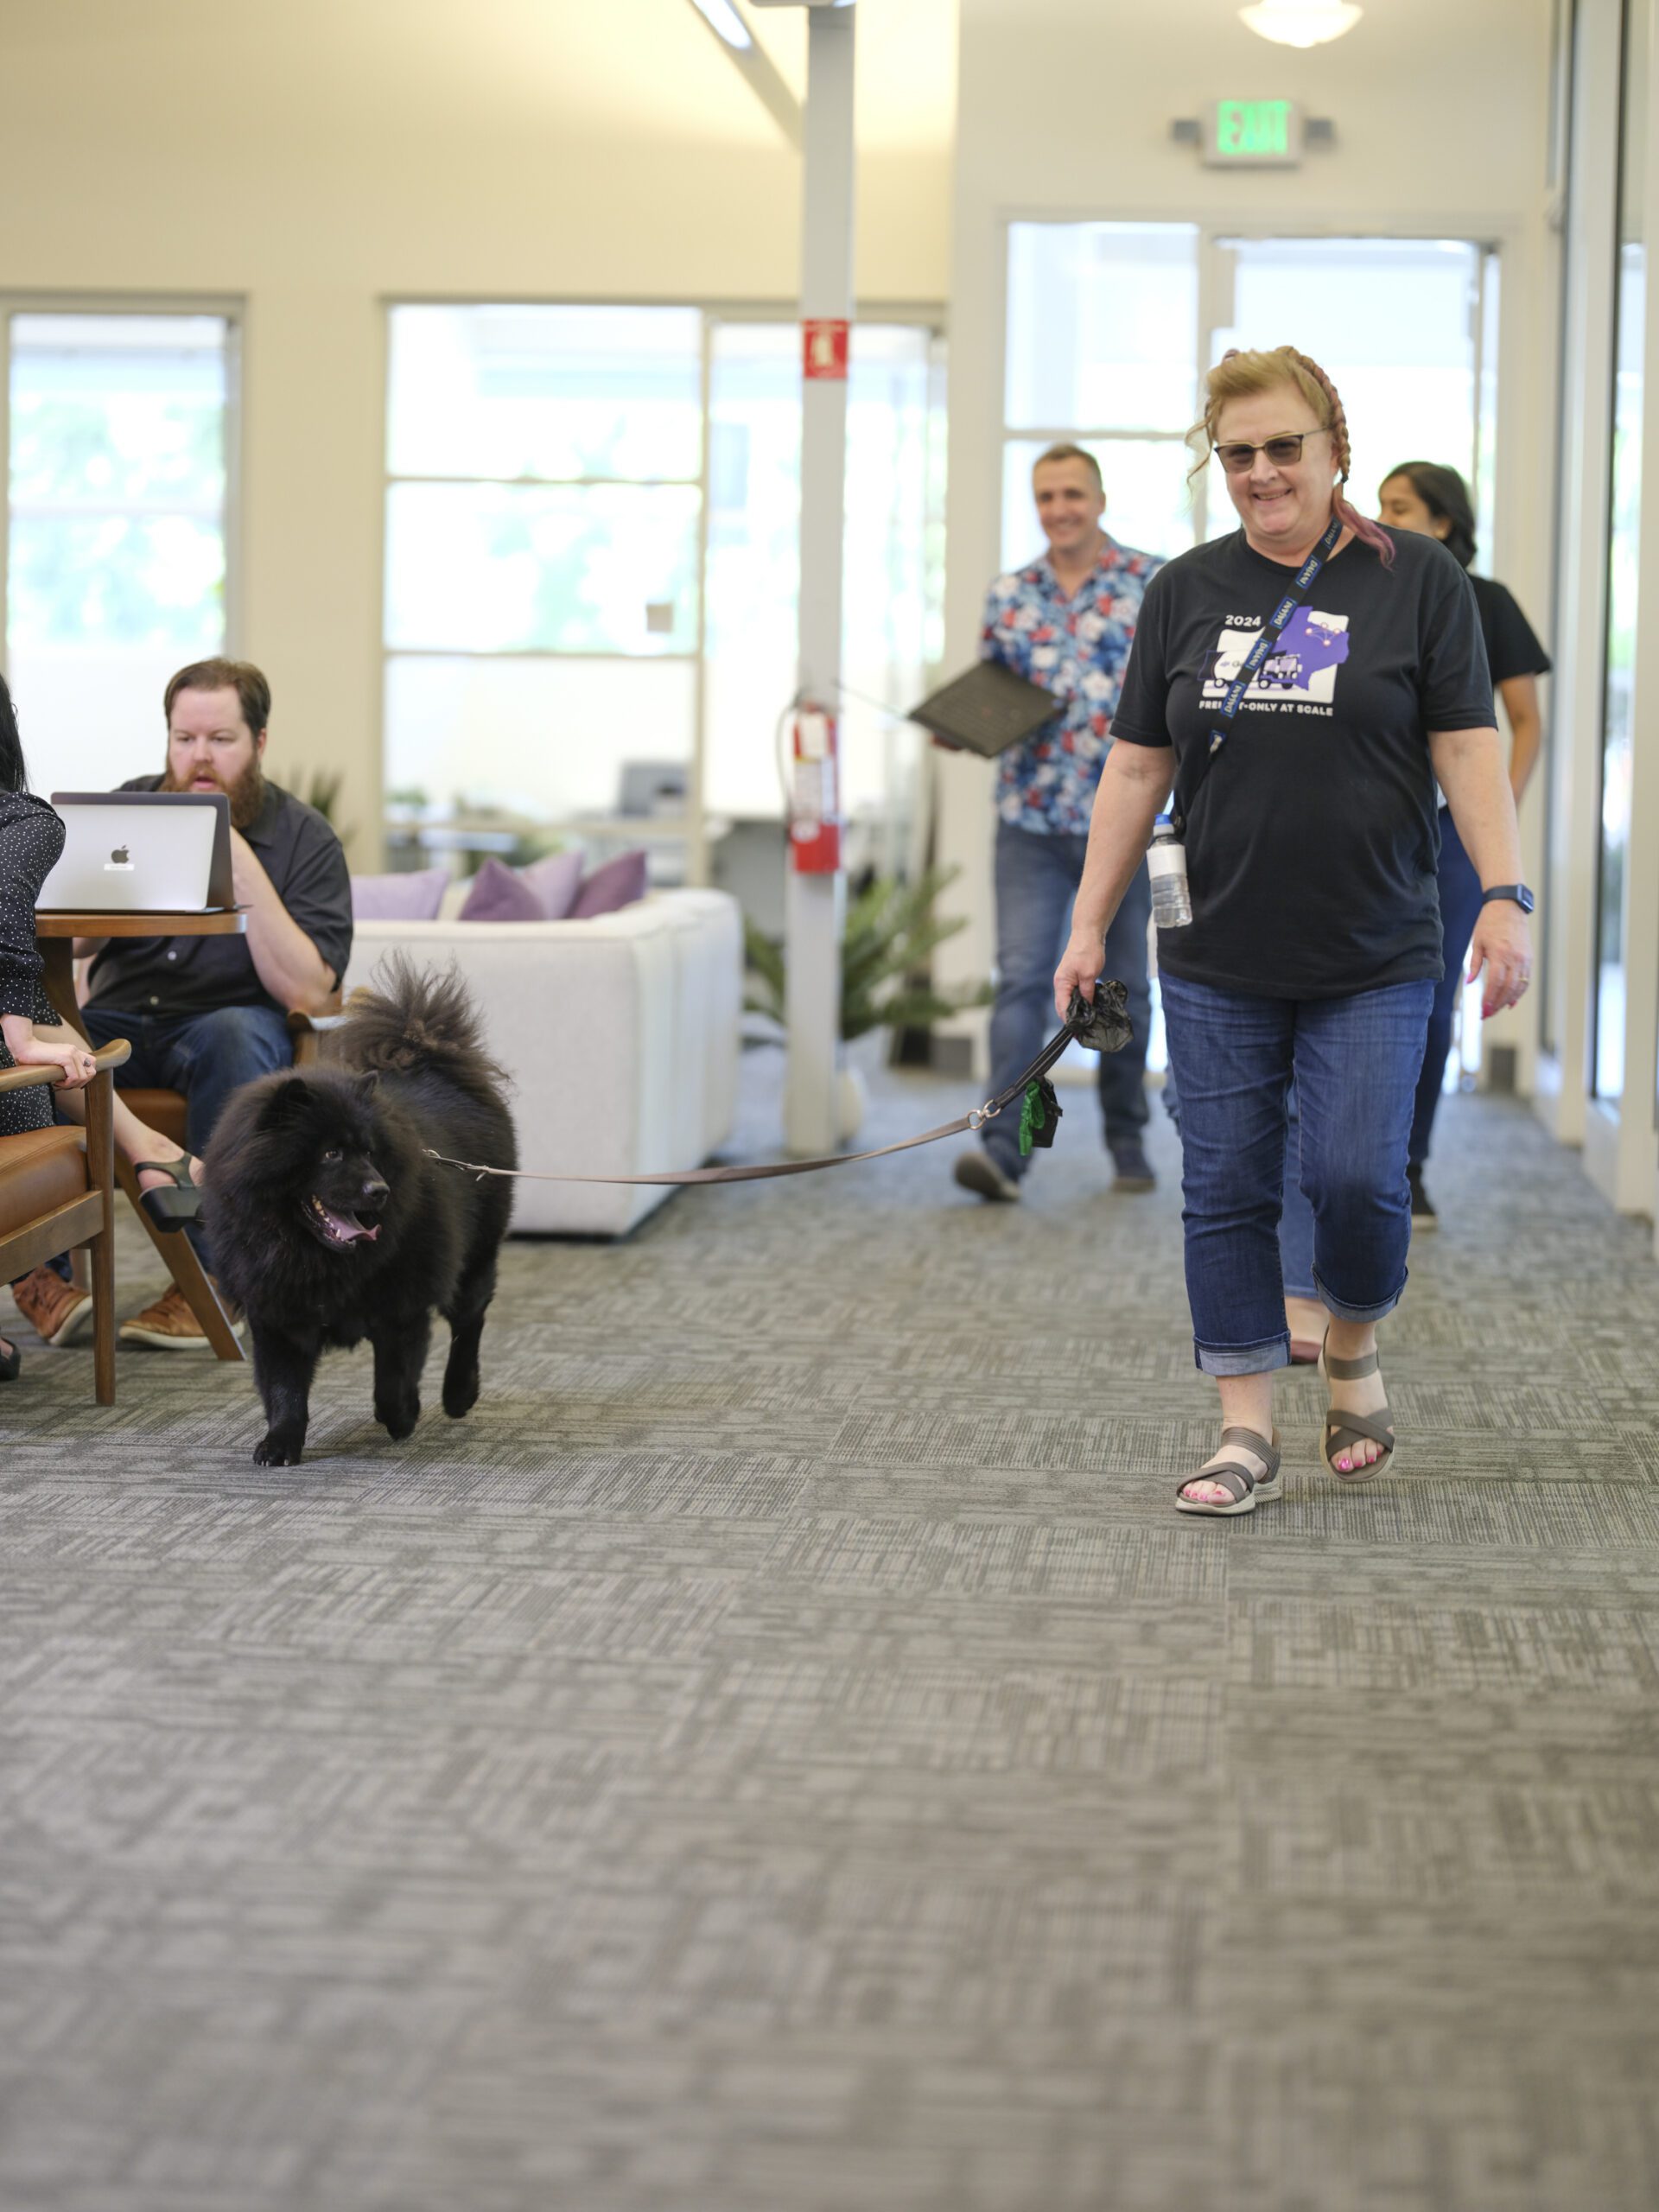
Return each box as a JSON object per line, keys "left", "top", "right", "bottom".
{"left": 1480, "top": 883, "right": 1535, "bottom": 914}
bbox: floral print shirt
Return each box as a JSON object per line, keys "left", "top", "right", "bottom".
{"left": 980, "top": 537, "right": 1163, "bottom": 836}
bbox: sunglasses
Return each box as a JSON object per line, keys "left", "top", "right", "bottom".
{"left": 1212, "top": 430, "right": 1325, "bottom": 474}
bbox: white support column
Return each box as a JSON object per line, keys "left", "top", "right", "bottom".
{"left": 1538, "top": 0, "right": 1621, "bottom": 1147}
{"left": 1611, "top": 0, "right": 1659, "bottom": 1226}
{"left": 785, "top": 3, "right": 855, "bottom": 1154}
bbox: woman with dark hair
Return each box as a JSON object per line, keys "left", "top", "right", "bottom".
{"left": 1, "top": 677, "right": 205, "bottom": 1378}
{"left": 1378, "top": 461, "right": 1550, "bottom": 1226}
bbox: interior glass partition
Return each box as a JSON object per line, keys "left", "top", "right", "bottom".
{"left": 384, "top": 304, "right": 944, "bottom": 882}
{"left": 5, "top": 310, "right": 232, "bottom": 792}
{"left": 1596, "top": 0, "right": 1647, "bottom": 1106}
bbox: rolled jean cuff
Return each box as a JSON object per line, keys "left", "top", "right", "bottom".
{"left": 1312, "top": 1268, "right": 1407, "bottom": 1325}
{"left": 1193, "top": 1331, "right": 1290, "bottom": 1377}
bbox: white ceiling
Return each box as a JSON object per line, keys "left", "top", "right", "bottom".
{"left": 392, "top": 0, "right": 959, "bottom": 156}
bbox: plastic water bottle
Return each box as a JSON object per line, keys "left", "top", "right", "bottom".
{"left": 1147, "top": 814, "right": 1193, "bottom": 929}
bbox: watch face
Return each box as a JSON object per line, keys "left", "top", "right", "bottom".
{"left": 1516, "top": 884, "right": 1535, "bottom": 913}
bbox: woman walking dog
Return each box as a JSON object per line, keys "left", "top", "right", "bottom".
{"left": 1054, "top": 346, "right": 1532, "bottom": 1516}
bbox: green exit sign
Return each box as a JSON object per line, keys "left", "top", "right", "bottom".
{"left": 1206, "top": 99, "right": 1302, "bottom": 167}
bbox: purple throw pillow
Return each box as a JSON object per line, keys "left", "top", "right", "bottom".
{"left": 520, "top": 849, "right": 583, "bottom": 920}
{"left": 351, "top": 867, "right": 448, "bottom": 922}
{"left": 458, "top": 856, "right": 544, "bottom": 923}
{"left": 569, "top": 849, "right": 649, "bottom": 918}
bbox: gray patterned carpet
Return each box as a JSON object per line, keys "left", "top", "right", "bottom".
{"left": 3, "top": 1052, "right": 1658, "bottom": 2212}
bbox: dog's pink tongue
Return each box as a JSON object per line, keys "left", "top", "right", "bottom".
{"left": 321, "top": 1204, "right": 378, "bottom": 1244}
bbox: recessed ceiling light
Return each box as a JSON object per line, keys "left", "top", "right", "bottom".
{"left": 1240, "top": 0, "right": 1363, "bottom": 48}
{"left": 688, "top": 0, "right": 753, "bottom": 50}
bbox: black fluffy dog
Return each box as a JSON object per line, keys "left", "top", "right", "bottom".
{"left": 205, "top": 961, "right": 517, "bottom": 1465}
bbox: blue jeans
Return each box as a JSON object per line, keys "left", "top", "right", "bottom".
{"left": 1159, "top": 1061, "right": 1327, "bottom": 1300}
{"left": 77, "top": 1001, "right": 293, "bottom": 1274}
{"left": 984, "top": 820, "right": 1152, "bottom": 1179}
{"left": 1410, "top": 805, "right": 1483, "bottom": 1168}
{"left": 1160, "top": 972, "right": 1433, "bottom": 1376}
{"left": 1161, "top": 1064, "right": 1318, "bottom": 1300}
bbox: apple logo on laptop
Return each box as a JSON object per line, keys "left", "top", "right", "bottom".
{"left": 105, "top": 843, "right": 134, "bottom": 872}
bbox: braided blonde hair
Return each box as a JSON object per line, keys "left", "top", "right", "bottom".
{"left": 1187, "top": 345, "right": 1395, "bottom": 565}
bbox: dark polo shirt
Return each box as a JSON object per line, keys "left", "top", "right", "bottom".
{"left": 86, "top": 776, "right": 353, "bottom": 1019}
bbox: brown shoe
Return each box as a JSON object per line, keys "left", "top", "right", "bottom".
{"left": 11, "top": 1264, "right": 94, "bottom": 1347}
{"left": 119, "top": 1281, "right": 242, "bottom": 1351}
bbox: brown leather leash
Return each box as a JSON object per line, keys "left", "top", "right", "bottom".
{"left": 422, "top": 983, "right": 1130, "bottom": 1192}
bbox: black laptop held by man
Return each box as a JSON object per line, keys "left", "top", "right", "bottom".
{"left": 909, "top": 660, "right": 1062, "bottom": 757}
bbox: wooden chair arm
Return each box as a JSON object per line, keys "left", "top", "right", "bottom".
{"left": 0, "top": 1038, "right": 130, "bottom": 1095}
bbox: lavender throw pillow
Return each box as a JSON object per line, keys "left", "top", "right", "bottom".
{"left": 351, "top": 868, "right": 449, "bottom": 922}
{"left": 569, "top": 849, "right": 649, "bottom": 919}
{"left": 458, "top": 856, "right": 544, "bottom": 923}
{"left": 520, "top": 849, "right": 583, "bottom": 920}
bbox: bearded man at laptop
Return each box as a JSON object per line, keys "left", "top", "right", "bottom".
{"left": 12, "top": 658, "right": 352, "bottom": 1351}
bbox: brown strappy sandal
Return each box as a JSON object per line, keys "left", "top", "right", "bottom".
{"left": 1174, "top": 1425, "right": 1282, "bottom": 1517}
{"left": 1320, "top": 1333, "right": 1396, "bottom": 1482}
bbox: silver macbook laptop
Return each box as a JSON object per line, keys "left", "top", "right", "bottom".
{"left": 36, "top": 791, "right": 235, "bottom": 913}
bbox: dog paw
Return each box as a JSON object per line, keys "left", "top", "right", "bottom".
{"left": 253, "top": 1430, "right": 304, "bottom": 1466}
{"left": 442, "top": 1369, "right": 480, "bottom": 1421}
{"left": 376, "top": 1398, "right": 420, "bottom": 1442}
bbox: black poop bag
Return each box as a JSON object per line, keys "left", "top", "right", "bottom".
{"left": 1067, "top": 979, "right": 1132, "bottom": 1056}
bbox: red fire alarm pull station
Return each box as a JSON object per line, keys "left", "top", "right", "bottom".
{"left": 802, "top": 319, "right": 850, "bottom": 380}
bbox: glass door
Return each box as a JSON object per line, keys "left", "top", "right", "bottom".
{"left": 1209, "top": 234, "right": 1500, "bottom": 1088}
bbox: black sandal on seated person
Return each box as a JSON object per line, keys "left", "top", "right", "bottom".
{"left": 134, "top": 1156, "right": 205, "bottom": 1232}
{"left": 0, "top": 1335, "right": 20, "bottom": 1382}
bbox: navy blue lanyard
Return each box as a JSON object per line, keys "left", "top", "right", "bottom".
{"left": 1171, "top": 511, "right": 1344, "bottom": 833}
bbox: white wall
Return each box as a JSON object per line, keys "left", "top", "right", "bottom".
{"left": 0, "top": 0, "right": 955, "bottom": 864}
{"left": 934, "top": 0, "right": 1560, "bottom": 1077}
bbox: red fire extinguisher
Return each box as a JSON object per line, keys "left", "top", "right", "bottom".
{"left": 788, "top": 704, "right": 841, "bottom": 874}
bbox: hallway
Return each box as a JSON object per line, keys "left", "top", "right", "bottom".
{"left": 3, "top": 1062, "right": 1657, "bottom": 2212}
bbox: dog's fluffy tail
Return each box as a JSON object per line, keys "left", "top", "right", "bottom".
{"left": 341, "top": 956, "right": 511, "bottom": 1106}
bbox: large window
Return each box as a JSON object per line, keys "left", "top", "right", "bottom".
{"left": 5, "top": 310, "right": 233, "bottom": 792}
{"left": 1597, "top": 0, "right": 1647, "bottom": 1107}
{"left": 383, "top": 304, "right": 944, "bottom": 879}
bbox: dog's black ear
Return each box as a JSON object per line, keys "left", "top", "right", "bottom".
{"left": 355, "top": 1071, "right": 380, "bottom": 1101}
{"left": 257, "top": 1075, "right": 310, "bottom": 1128}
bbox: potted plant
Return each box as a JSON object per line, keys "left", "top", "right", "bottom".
{"left": 744, "top": 866, "right": 993, "bottom": 1142}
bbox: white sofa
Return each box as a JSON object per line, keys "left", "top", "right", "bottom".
{"left": 342, "top": 890, "right": 742, "bottom": 1236}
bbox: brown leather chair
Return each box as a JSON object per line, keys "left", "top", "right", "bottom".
{"left": 0, "top": 1039, "right": 130, "bottom": 1404}
{"left": 120, "top": 1002, "right": 345, "bottom": 1150}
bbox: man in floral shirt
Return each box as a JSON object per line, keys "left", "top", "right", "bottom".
{"left": 954, "top": 444, "right": 1163, "bottom": 1202}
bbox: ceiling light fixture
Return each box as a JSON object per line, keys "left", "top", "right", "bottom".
{"left": 1240, "top": 0, "right": 1363, "bottom": 48}
{"left": 688, "top": 0, "right": 753, "bottom": 50}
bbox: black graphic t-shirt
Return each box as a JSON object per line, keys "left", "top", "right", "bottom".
{"left": 1111, "top": 525, "right": 1494, "bottom": 999}
{"left": 1469, "top": 574, "right": 1551, "bottom": 686}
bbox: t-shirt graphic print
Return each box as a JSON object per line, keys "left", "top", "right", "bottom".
{"left": 1110, "top": 526, "right": 1497, "bottom": 1000}
{"left": 1205, "top": 607, "right": 1351, "bottom": 710}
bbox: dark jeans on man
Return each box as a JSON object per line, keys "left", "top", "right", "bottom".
{"left": 1160, "top": 972, "right": 1433, "bottom": 1376}
{"left": 983, "top": 819, "right": 1152, "bottom": 1183}
{"left": 75, "top": 1002, "right": 293, "bottom": 1274}
{"left": 1409, "top": 804, "right": 1484, "bottom": 1170}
